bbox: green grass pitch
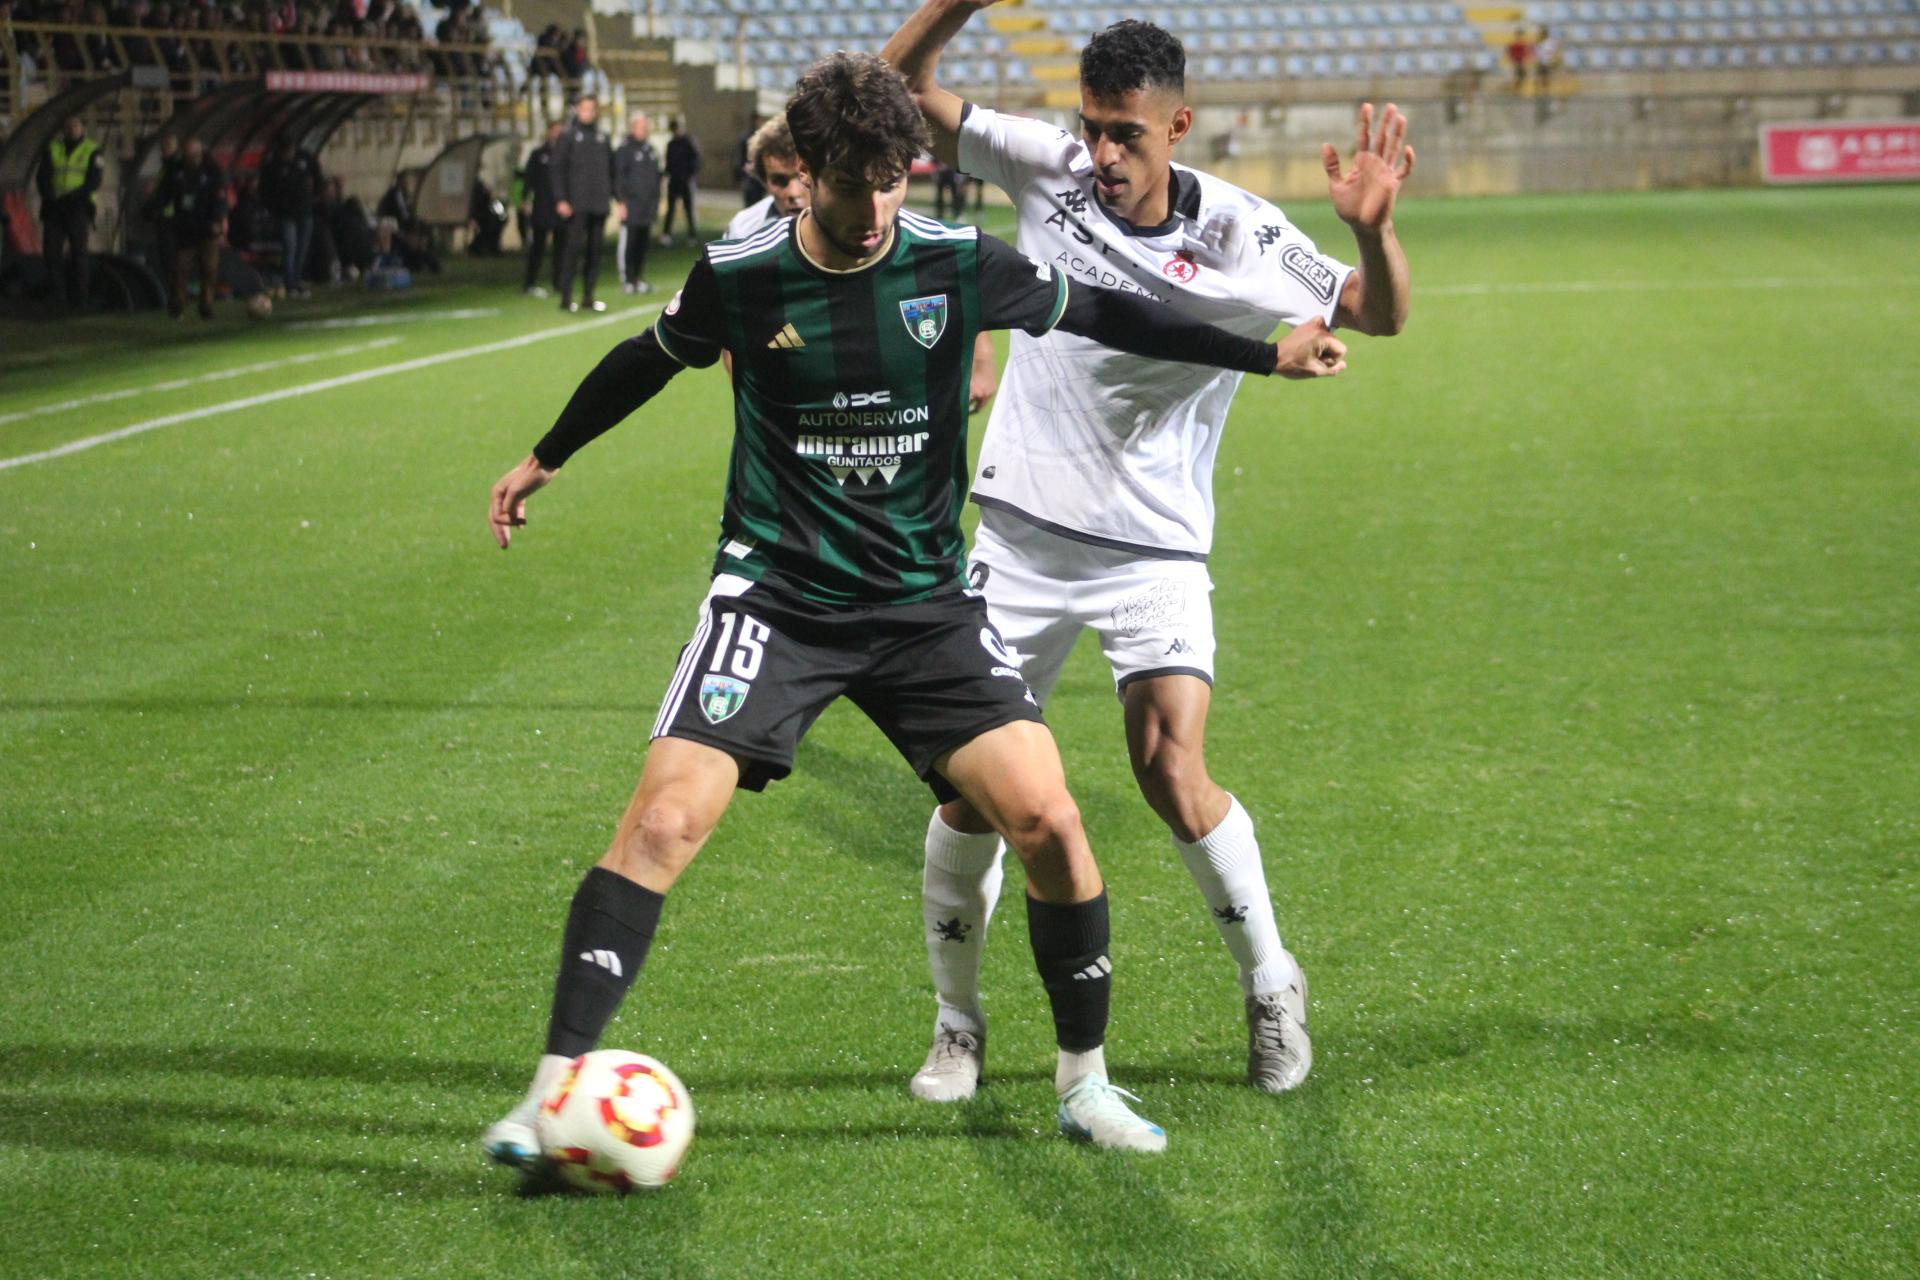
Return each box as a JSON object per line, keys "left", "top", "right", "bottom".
{"left": 1, "top": 185, "right": 1915, "bottom": 1279}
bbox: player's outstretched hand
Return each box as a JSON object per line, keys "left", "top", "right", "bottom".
{"left": 1273, "top": 317, "right": 1347, "bottom": 380}
{"left": 490, "top": 454, "right": 555, "bottom": 549}
{"left": 1323, "top": 102, "right": 1414, "bottom": 233}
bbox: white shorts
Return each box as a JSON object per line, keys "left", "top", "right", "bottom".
{"left": 966, "top": 506, "right": 1216, "bottom": 704}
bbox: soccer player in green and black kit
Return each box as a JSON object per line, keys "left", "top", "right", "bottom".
{"left": 481, "top": 52, "right": 1347, "bottom": 1163}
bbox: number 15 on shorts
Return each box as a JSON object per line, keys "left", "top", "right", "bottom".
{"left": 700, "top": 612, "right": 768, "bottom": 724}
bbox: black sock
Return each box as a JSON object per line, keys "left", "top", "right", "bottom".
{"left": 543, "top": 867, "right": 665, "bottom": 1058}
{"left": 1026, "top": 890, "right": 1111, "bottom": 1053}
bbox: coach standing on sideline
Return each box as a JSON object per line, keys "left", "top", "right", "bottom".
{"left": 552, "top": 94, "right": 614, "bottom": 313}
{"left": 613, "top": 110, "right": 661, "bottom": 294}
{"left": 36, "top": 116, "right": 104, "bottom": 309}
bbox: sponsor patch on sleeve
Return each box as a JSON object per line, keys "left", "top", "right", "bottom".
{"left": 1280, "top": 244, "right": 1339, "bottom": 305}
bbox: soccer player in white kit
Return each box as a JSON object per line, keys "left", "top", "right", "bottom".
{"left": 883, "top": 5, "right": 1413, "bottom": 1098}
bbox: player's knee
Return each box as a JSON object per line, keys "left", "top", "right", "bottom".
{"left": 1000, "top": 793, "right": 1083, "bottom": 859}
{"left": 611, "top": 800, "right": 705, "bottom": 876}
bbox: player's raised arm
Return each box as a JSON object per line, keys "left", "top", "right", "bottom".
{"left": 1325, "top": 102, "right": 1413, "bottom": 336}
{"left": 881, "top": 0, "right": 998, "bottom": 167}
{"left": 488, "top": 260, "right": 726, "bottom": 549}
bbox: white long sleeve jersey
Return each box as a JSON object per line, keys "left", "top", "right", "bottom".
{"left": 959, "top": 105, "right": 1353, "bottom": 558}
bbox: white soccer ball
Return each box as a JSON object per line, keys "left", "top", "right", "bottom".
{"left": 535, "top": 1050, "right": 695, "bottom": 1192}
{"left": 246, "top": 293, "right": 273, "bottom": 320}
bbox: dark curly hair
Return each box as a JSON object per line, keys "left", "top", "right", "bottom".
{"left": 1079, "top": 20, "right": 1186, "bottom": 99}
{"left": 786, "top": 52, "right": 930, "bottom": 186}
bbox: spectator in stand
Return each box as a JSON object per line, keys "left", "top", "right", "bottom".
{"left": 1534, "top": 26, "right": 1563, "bottom": 88}
{"left": 532, "top": 22, "right": 562, "bottom": 90}
{"left": 550, "top": 92, "right": 612, "bottom": 312}
{"left": 560, "top": 27, "right": 589, "bottom": 98}
{"left": 613, "top": 108, "right": 660, "bottom": 295}
{"left": 519, "top": 118, "right": 563, "bottom": 297}
{"left": 36, "top": 116, "right": 104, "bottom": 308}
{"left": 1506, "top": 27, "right": 1534, "bottom": 88}
{"left": 264, "top": 134, "right": 322, "bottom": 296}
{"left": 659, "top": 116, "right": 699, "bottom": 245}
{"left": 154, "top": 135, "right": 226, "bottom": 318}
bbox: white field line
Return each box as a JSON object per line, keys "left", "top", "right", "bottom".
{"left": 0, "top": 336, "right": 403, "bottom": 427}
{"left": 287, "top": 307, "right": 502, "bottom": 330}
{"left": 1423, "top": 275, "right": 1920, "bottom": 297}
{"left": 0, "top": 306, "right": 653, "bottom": 474}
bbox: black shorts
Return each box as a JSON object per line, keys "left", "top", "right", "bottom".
{"left": 651, "top": 577, "right": 1044, "bottom": 801}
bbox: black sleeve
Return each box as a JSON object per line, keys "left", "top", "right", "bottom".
{"left": 530, "top": 330, "right": 685, "bottom": 469}
{"left": 530, "top": 256, "right": 727, "bottom": 468}
{"left": 976, "top": 233, "right": 1070, "bottom": 335}
{"left": 1054, "top": 283, "right": 1277, "bottom": 377}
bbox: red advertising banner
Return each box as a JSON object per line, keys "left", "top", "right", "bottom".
{"left": 1761, "top": 121, "right": 1920, "bottom": 184}
{"left": 263, "top": 70, "right": 431, "bottom": 93}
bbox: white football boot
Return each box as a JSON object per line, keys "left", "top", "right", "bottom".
{"left": 481, "top": 1098, "right": 542, "bottom": 1169}
{"left": 1246, "top": 958, "right": 1312, "bottom": 1093}
{"left": 1056, "top": 1074, "right": 1167, "bottom": 1153}
{"left": 909, "top": 1024, "right": 986, "bottom": 1102}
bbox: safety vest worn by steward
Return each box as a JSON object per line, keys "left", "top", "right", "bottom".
{"left": 47, "top": 137, "right": 100, "bottom": 199}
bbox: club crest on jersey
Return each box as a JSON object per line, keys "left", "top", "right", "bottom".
{"left": 698, "top": 675, "right": 750, "bottom": 724}
{"left": 899, "top": 294, "right": 948, "bottom": 349}
{"left": 1163, "top": 251, "right": 1199, "bottom": 284}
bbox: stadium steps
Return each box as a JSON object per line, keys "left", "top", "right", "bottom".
{"left": 986, "top": 0, "right": 1054, "bottom": 35}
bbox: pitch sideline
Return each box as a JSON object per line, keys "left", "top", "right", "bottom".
{"left": 0, "top": 336, "right": 405, "bottom": 426}
{"left": 0, "top": 307, "right": 653, "bottom": 473}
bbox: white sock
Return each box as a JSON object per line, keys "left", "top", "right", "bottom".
{"left": 521, "top": 1052, "right": 574, "bottom": 1111}
{"left": 1172, "top": 795, "right": 1293, "bottom": 997}
{"left": 922, "top": 809, "right": 1005, "bottom": 1036}
{"left": 1056, "top": 1045, "right": 1108, "bottom": 1094}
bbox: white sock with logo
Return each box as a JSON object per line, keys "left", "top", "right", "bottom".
{"left": 1172, "top": 795, "right": 1293, "bottom": 996}
{"left": 922, "top": 809, "right": 1006, "bottom": 1037}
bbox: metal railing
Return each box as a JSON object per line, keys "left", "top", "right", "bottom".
{"left": 1, "top": 20, "right": 678, "bottom": 134}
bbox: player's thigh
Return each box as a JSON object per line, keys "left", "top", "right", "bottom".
{"left": 848, "top": 592, "right": 1045, "bottom": 805}
{"left": 651, "top": 577, "right": 854, "bottom": 795}
{"left": 937, "top": 719, "right": 1099, "bottom": 902}
{"left": 1090, "top": 557, "right": 1218, "bottom": 696}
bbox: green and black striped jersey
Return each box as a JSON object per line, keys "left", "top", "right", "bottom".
{"left": 652, "top": 211, "right": 1068, "bottom": 606}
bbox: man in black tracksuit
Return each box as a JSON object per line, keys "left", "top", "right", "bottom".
{"left": 551, "top": 95, "right": 614, "bottom": 313}
{"left": 661, "top": 118, "right": 701, "bottom": 243}
{"left": 520, "top": 119, "right": 564, "bottom": 296}
{"left": 153, "top": 137, "right": 227, "bottom": 319}
{"left": 612, "top": 109, "right": 661, "bottom": 294}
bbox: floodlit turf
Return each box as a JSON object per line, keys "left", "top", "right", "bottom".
{"left": 2, "top": 185, "right": 1916, "bottom": 1279}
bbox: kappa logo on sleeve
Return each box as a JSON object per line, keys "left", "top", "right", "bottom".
{"left": 1280, "top": 245, "right": 1339, "bottom": 305}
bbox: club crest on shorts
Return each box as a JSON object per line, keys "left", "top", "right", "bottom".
{"left": 899, "top": 294, "right": 948, "bottom": 349}
{"left": 698, "top": 674, "right": 750, "bottom": 724}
